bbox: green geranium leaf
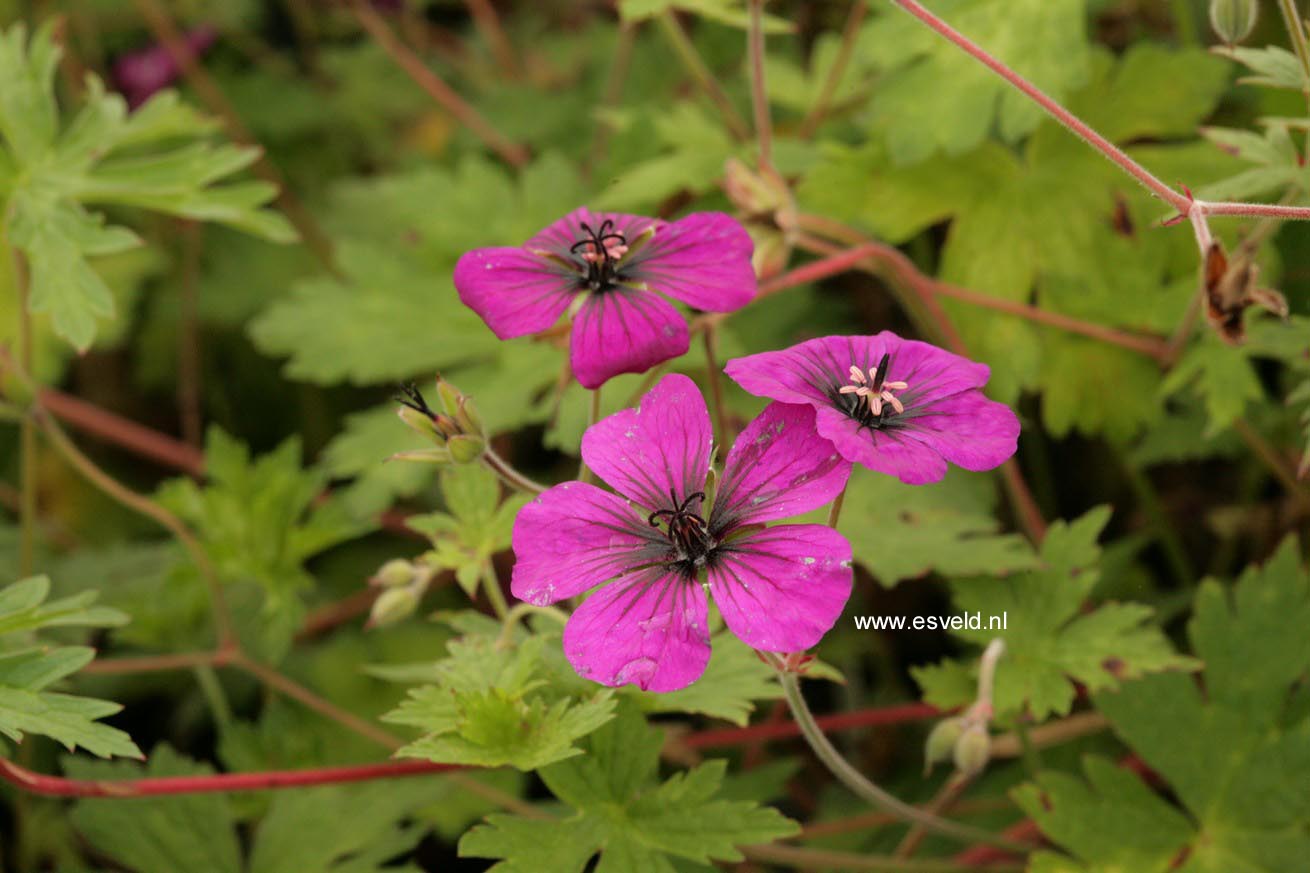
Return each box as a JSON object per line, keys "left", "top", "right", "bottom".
{"left": 0, "top": 23, "right": 292, "bottom": 350}
{"left": 914, "top": 508, "right": 1195, "bottom": 721}
{"left": 839, "top": 468, "right": 1037, "bottom": 586}
{"left": 0, "top": 576, "right": 138, "bottom": 758}
{"left": 459, "top": 705, "right": 799, "bottom": 872}
{"left": 1017, "top": 538, "right": 1310, "bottom": 872}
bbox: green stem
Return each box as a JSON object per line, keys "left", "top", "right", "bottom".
{"left": 826, "top": 480, "right": 849, "bottom": 529}
{"left": 482, "top": 447, "right": 548, "bottom": 494}
{"left": 1170, "top": 0, "right": 1197, "bottom": 45}
{"left": 1117, "top": 451, "right": 1195, "bottom": 588}
{"left": 193, "top": 664, "right": 234, "bottom": 730}
{"left": 777, "top": 672, "right": 1028, "bottom": 853}
{"left": 747, "top": 0, "right": 773, "bottom": 171}
{"left": 482, "top": 561, "right": 510, "bottom": 621}
{"left": 579, "top": 388, "right": 601, "bottom": 484}
{"left": 703, "top": 326, "right": 730, "bottom": 446}
{"left": 34, "top": 408, "right": 239, "bottom": 651}
{"left": 14, "top": 245, "right": 36, "bottom": 578}
{"left": 656, "top": 10, "right": 751, "bottom": 140}
{"left": 797, "top": 0, "right": 867, "bottom": 137}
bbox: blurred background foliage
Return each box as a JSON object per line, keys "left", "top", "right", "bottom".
{"left": 1, "top": 0, "right": 1310, "bottom": 870}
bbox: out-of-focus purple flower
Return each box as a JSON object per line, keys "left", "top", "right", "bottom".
{"left": 510, "top": 374, "right": 852, "bottom": 692}
{"left": 725, "top": 332, "right": 1020, "bottom": 486}
{"left": 454, "top": 208, "right": 755, "bottom": 389}
{"left": 113, "top": 25, "right": 218, "bottom": 108}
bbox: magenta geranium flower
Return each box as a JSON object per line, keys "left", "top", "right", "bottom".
{"left": 511, "top": 374, "right": 853, "bottom": 692}
{"left": 113, "top": 26, "right": 218, "bottom": 109}
{"left": 454, "top": 208, "right": 755, "bottom": 389}
{"left": 724, "top": 333, "right": 1020, "bottom": 486}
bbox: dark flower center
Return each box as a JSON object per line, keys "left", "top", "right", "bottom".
{"left": 832, "top": 353, "right": 908, "bottom": 431}
{"left": 648, "top": 489, "right": 716, "bottom": 575}
{"left": 569, "top": 220, "right": 629, "bottom": 292}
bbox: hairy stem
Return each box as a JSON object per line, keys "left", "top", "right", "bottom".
{"left": 483, "top": 446, "right": 549, "bottom": 494}
{"left": 826, "top": 480, "right": 849, "bottom": 528}
{"left": 778, "top": 672, "right": 1028, "bottom": 853}
{"left": 580, "top": 388, "right": 601, "bottom": 483}
{"left": 747, "top": 0, "right": 774, "bottom": 171}
{"left": 35, "top": 409, "right": 238, "bottom": 651}
{"left": 349, "top": 0, "right": 530, "bottom": 167}
{"left": 798, "top": 0, "right": 868, "bottom": 137}
{"left": 887, "top": 0, "right": 1310, "bottom": 225}
{"left": 742, "top": 842, "right": 1023, "bottom": 873}
{"left": 482, "top": 560, "right": 510, "bottom": 620}
{"left": 703, "top": 326, "right": 730, "bottom": 445}
{"left": 10, "top": 242, "right": 36, "bottom": 577}
{"left": 657, "top": 11, "right": 752, "bottom": 140}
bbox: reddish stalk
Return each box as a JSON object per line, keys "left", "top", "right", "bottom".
{"left": 747, "top": 0, "right": 774, "bottom": 172}
{"left": 39, "top": 389, "right": 205, "bottom": 476}
{"left": 888, "top": 0, "right": 1310, "bottom": 226}
{"left": 797, "top": 0, "right": 868, "bottom": 137}
{"left": 0, "top": 756, "right": 460, "bottom": 798}
{"left": 82, "top": 649, "right": 231, "bottom": 676}
{"left": 349, "top": 0, "right": 529, "bottom": 167}
{"left": 463, "top": 0, "right": 519, "bottom": 76}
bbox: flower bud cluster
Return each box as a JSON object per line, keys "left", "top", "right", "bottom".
{"left": 366, "top": 558, "right": 436, "bottom": 629}
{"left": 923, "top": 638, "right": 1004, "bottom": 778}
{"left": 394, "top": 376, "right": 487, "bottom": 465}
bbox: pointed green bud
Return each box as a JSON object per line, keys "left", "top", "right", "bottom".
{"left": 953, "top": 722, "right": 991, "bottom": 777}
{"left": 923, "top": 716, "right": 965, "bottom": 776}
{"left": 368, "top": 586, "right": 420, "bottom": 629}
{"left": 397, "top": 405, "right": 446, "bottom": 443}
{"left": 1209, "top": 0, "right": 1258, "bottom": 44}
{"left": 447, "top": 433, "right": 486, "bottom": 464}
{"left": 436, "top": 376, "right": 463, "bottom": 418}
{"left": 454, "top": 395, "right": 485, "bottom": 437}
{"left": 391, "top": 447, "right": 452, "bottom": 464}
{"left": 371, "top": 559, "right": 415, "bottom": 589}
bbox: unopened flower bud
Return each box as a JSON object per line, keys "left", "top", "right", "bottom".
{"left": 368, "top": 586, "right": 419, "bottom": 628}
{"left": 1209, "top": 0, "right": 1258, "bottom": 44}
{"left": 447, "top": 433, "right": 486, "bottom": 464}
{"left": 397, "top": 404, "right": 447, "bottom": 443}
{"left": 454, "top": 395, "right": 484, "bottom": 436}
{"left": 953, "top": 722, "right": 991, "bottom": 777}
{"left": 923, "top": 716, "right": 965, "bottom": 776}
{"left": 723, "top": 157, "right": 790, "bottom": 216}
{"left": 390, "top": 447, "right": 453, "bottom": 464}
{"left": 372, "top": 559, "right": 415, "bottom": 589}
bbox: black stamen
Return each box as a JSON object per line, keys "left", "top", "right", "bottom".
{"left": 395, "top": 382, "right": 437, "bottom": 419}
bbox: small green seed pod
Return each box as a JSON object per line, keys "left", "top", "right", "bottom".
{"left": 923, "top": 717, "right": 965, "bottom": 776}
{"left": 1209, "top": 0, "right": 1258, "bottom": 44}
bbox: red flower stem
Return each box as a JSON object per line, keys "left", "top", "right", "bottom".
{"left": 39, "top": 388, "right": 206, "bottom": 476}
{"left": 797, "top": 0, "right": 868, "bottom": 138}
{"left": 348, "top": 0, "right": 530, "bottom": 168}
{"left": 747, "top": 0, "right": 774, "bottom": 172}
{"left": 656, "top": 10, "right": 752, "bottom": 141}
{"left": 81, "top": 649, "right": 231, "bottom": 675}
{"left": 887, "top": 0, "right": 1310, "bottom": 228}
{"left": 791, "top": 229, "right": 1172, "bottom": 363}
{"left": 0, "top": 756, "right": 461, "bottom": 798}
{"left": 462, "top": 0, "right": 520, "bottom": 77}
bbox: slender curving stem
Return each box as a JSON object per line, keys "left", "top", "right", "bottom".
{"left": 778, "top": 671, "right": 1028, "bottom": 853}
{"left": 483, "top": 446, "right": 549, "bottom": 494}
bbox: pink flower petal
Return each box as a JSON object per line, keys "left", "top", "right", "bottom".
{"left": 563, "top": 571, "right": 711, "bottom": 691}
{"left": 725, "top": 332, "right": 990, "bottom": 409}
{"left": 709, "top": 525, "right": 853, "bottom": 652}
{"left": 624, "top": 212, "right": 756, "bottom": 312}
{"left": 569, "top": 289, "right": 690, "bottom": 389}
{"left": 815, "top": 406, "right": 949, "bottom": 484}
{"left": 897, "top": 390, "right": 1020, "bottom": 474}
{"left": 454, "top": 247, "right": 576, "bottom": 339}
{"left": 712, "top": 402, "right": 851, "bottom": 528}
{"left": 511, "top": 481, "right": 666, "bottom": 606}
{"left": 527, "top": 207, "right": 660, "bottom": 257}
{"left": 581, "top": 373, "right": 712, "bottom": 512}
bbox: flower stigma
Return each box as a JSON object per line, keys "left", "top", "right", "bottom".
{"left": 569, "top": 219, "right": 629, "bottom": 291}
{"left": 837, "top": 353, "right": 909, "bottom": 425}
{"left": 647, "top": 489, "right": 716, "bottom": 572}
